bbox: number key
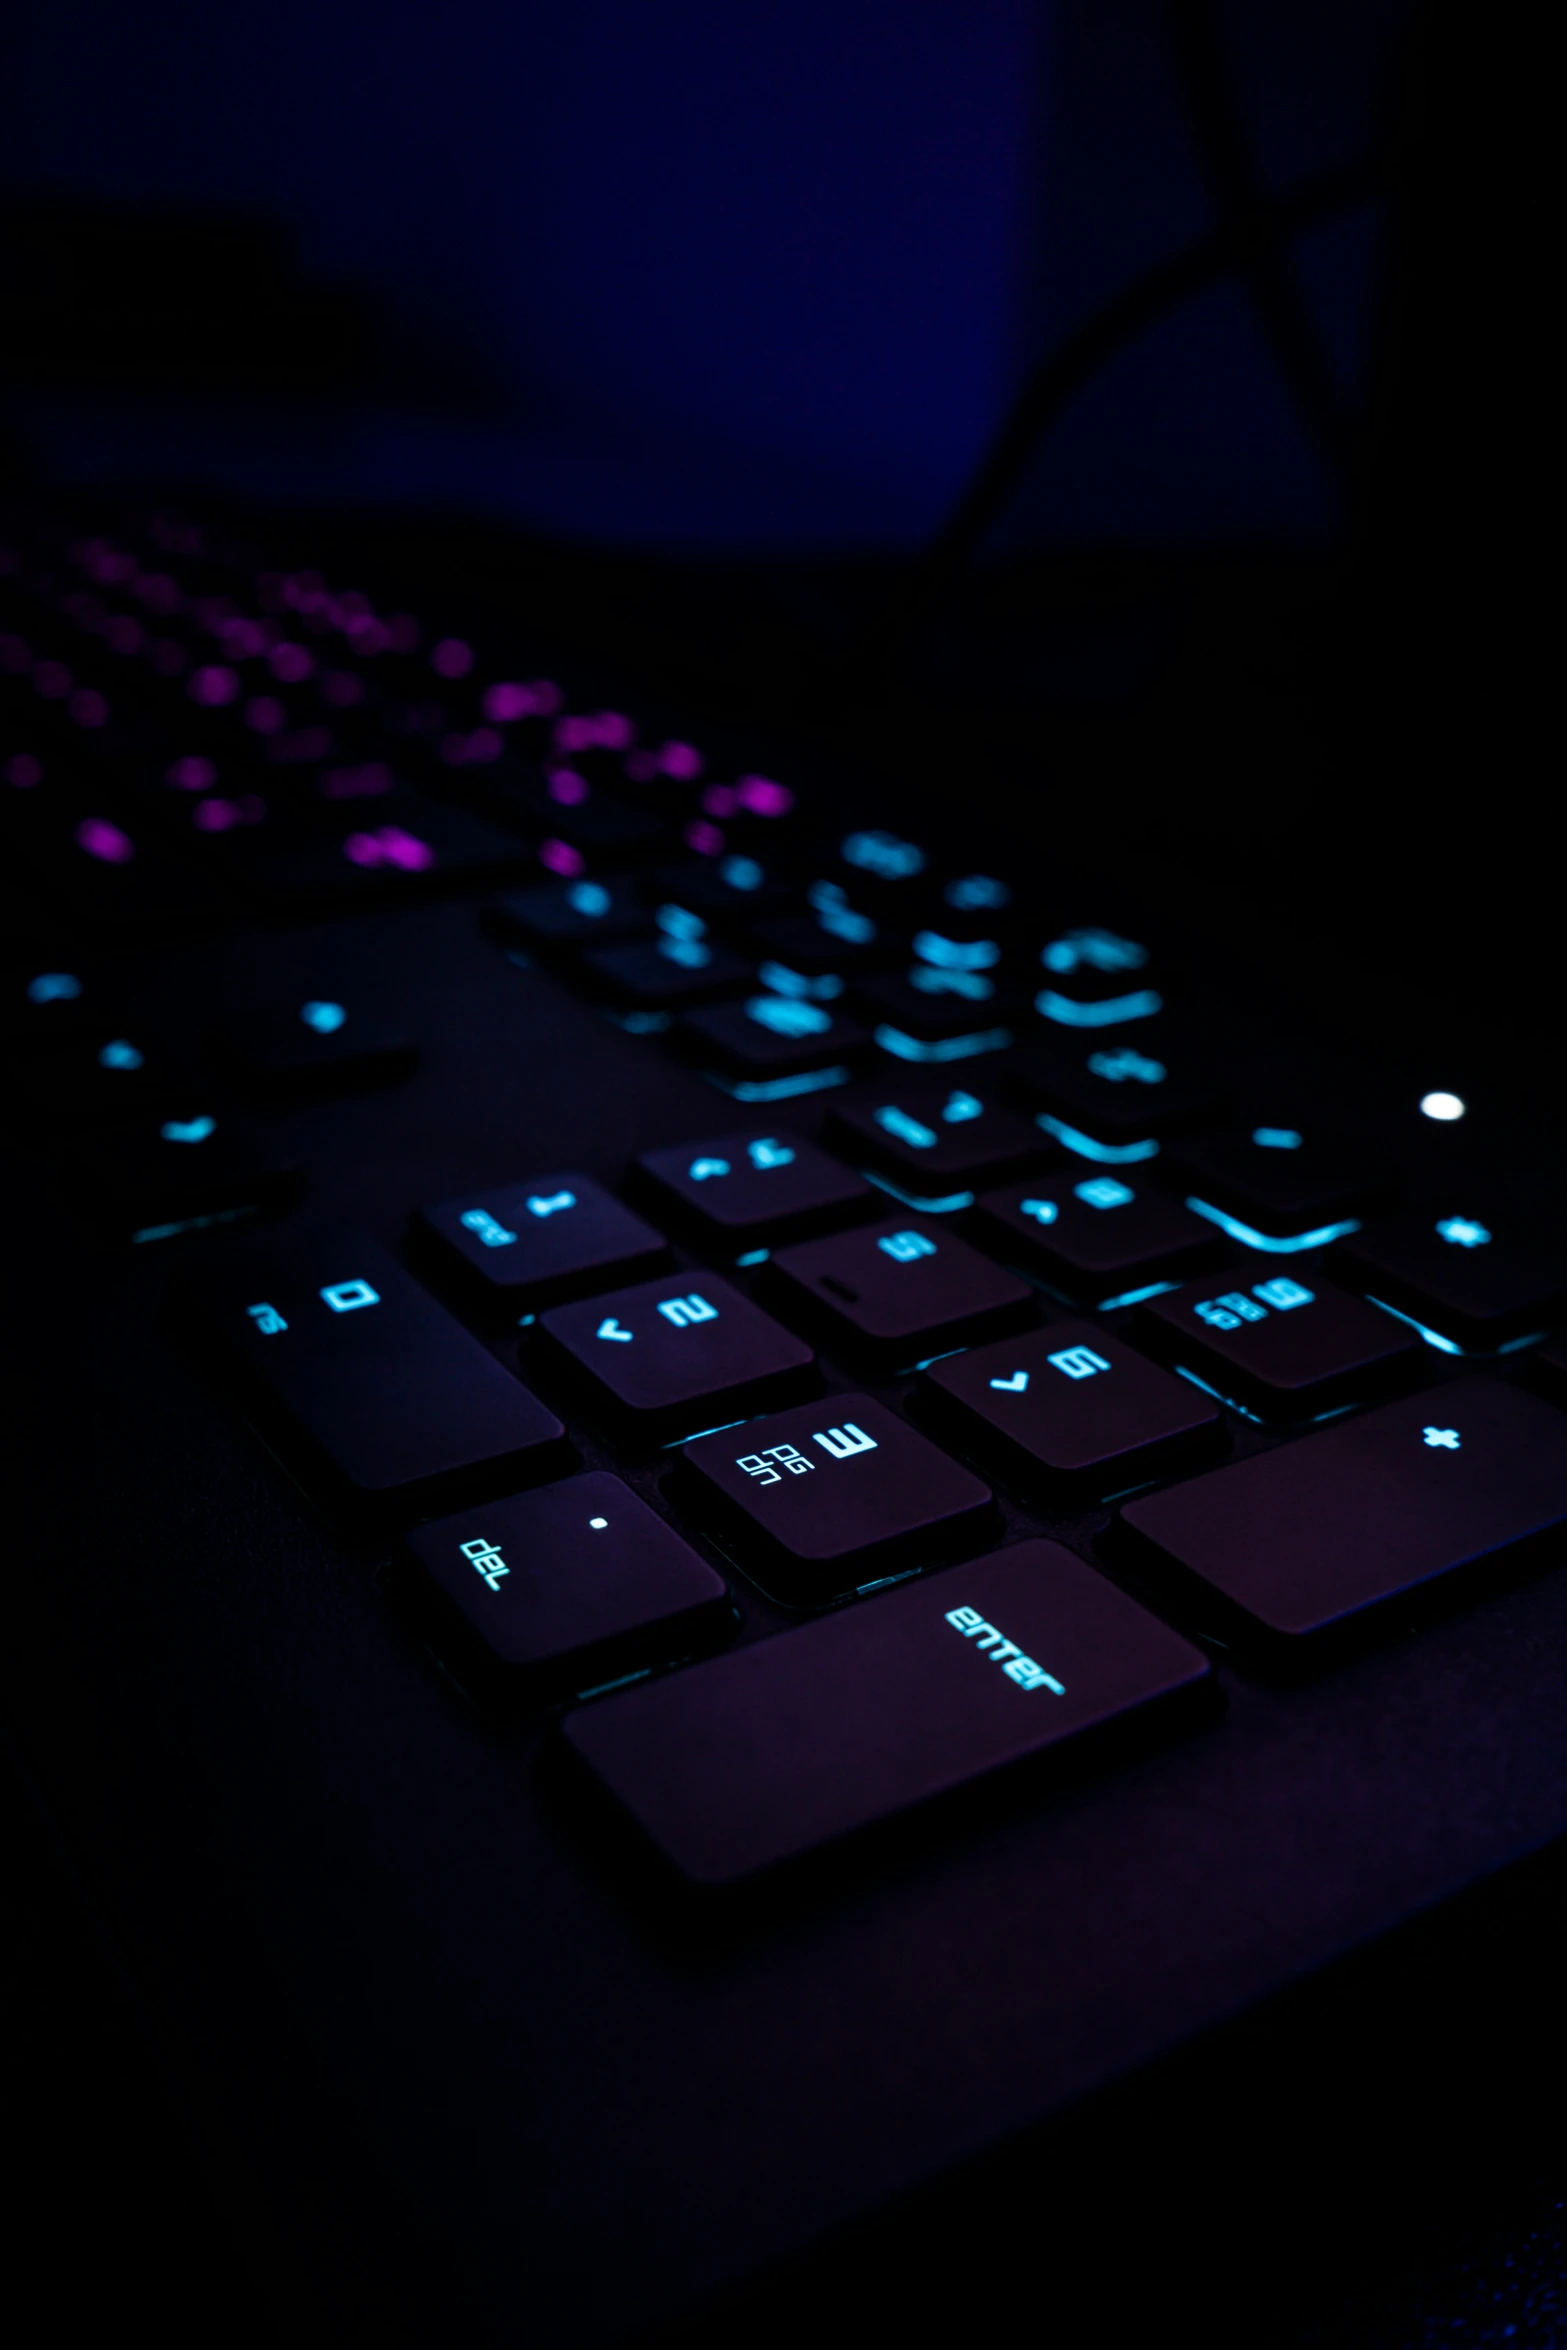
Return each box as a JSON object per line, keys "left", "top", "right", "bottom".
{"left": 770, "top": 1217, "right": 1035, "bottom": 1365}
{"left": 417, "top": 1174, "right": 666, "bottom": 1309}
{"left": 1132, "top": 1269, "right": 1419, "bottom": 1420}
{"left": 922, "top": 1323, "right": 1222, "bottom": 1492}
{"left": 538, "top": 1271, "right": 815, "bottom": 1439}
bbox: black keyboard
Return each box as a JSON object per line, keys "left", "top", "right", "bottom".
{"left": 5, "top": 503, "right": 1566, "bottom": 2345}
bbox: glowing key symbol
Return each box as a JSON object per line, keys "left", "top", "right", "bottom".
{"left": 1253, "top": 1127, "right": 1303, "bottom": 1151}
{"left": 27, "top": 972, "right": 81, "bottom": 1004}
{"left": 875, "top": 1104, "right": 937, "bottom": 1150}
{"left": 1048, "top": 1345, "right": 1111, "bottom": 1381}
{"left": 460, "top": 1537, "right": 509, "bottom": 1591}
{"left": 526, "top": 1191, "right": 576, "bottom": 1218}
{"left": 1437, "top": 1216, "right": 1491, "bottom": 1248}
{"left": 588, "top": 1516, "right": 609, "bottom": 1529}
{"left": 942, "top": 1090, "right": 983, "bottom": 1123}
{"left": 1086, "top": 1047, "right": 1165, "bottom": 1085}
{"left": 1020, "top": 1198, "right": 1058, "bottom": 1226}
{"left": 301, "top": 1000, "right": 346, "bottom": 1034}
{"left": 688, "top": 1157, "right": 731, "bottom": 1182}
{"left": 161, "top": 1115, "right": 216, "bottom": 1144}
{"left": 596, "top": 1318, "right": 633, "bottom": 1343}
{"left": 1075, "top": 1177, "right": 1133, "bottom": 1209}
{"left": 748, "top": 1137, "right": 795, "bottom": 1170}
{"left": 1423, "top": 1426, "right": 1461, "bottom": 1450}
{"left": 247, "top": 1302, "right": 287, "bottom": 1335}
{"left": 879, "top": 1229, "right": 937, "bottom": 1263}
{"left": 813, "top": 1422, "right": 877, "bottom": 1460}
{"left": 658, "top": 1293, "right": 718, "bottom": 1328}
{"left": 99, "top": 1038, "right": 143, "bottom": 1070}
{"left": 989, "top": 1371, "right": 1030, "bottom": 1393}
{"left": 321, "top": 1279, "right": 380, "bottom": 1313}
{"left": 461, "top": 1208, "right": 517, "bottom": 1248}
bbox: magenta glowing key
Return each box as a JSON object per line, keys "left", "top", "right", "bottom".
{"left": 190, "top": 665, "right": 240, "bottom": 708}
{"left": 70, "top": 689, "right": 108, "bottom": 729}
{"left": 540, "top": 837, "right": 585, "bottom": 878}
{"left": 736, "top": 775, "right": 793, "bottom": 818}
{"left": 548, "top": 769, "right": 589, "bottom": 806}
{"left": 483, "top": 679, "right": 562, "bottom": 724}
{"left": 685, "top": 820, "right": 725, "bottom": 857}
{"left": 75, "top": 817, "right": 135, "bottom": 865}
{"left": 554, "top": 711, "right": 634, "bottom": 756}
{"left": 5, "top": 752, "right": 44, "bottom": 789}
{"left": 431, "top": 637, "right": 474, "bottom": 680}
{"left": 343, "top": 826, "right": 435, "bottom": 872}
{"left": 168, "top": 755, "right": 217, "bottom": 793}
{"left": 193, "top": 793, "right": 266, "bottom": 833}
{"left": 269, "top": 642, "right": 313, "bottom": 684}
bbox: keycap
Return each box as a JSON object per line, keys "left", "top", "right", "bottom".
{"left": 851, "top": 970, "right": 1018, "bottom": 1059}
{"left": 770, "top": 1217, "right": 1035, "bottom": 1363}
{"left": 244, "top": 799, "right": 528, "bottom": 905}
{"left": 17, "top": 1029, "right": 188, "bottom": 1121}
{"left": 1335, "top": 1211, "right": 1566, "bottom": 1351}
{"left": 485, "top": 876, "right": 652, "bottom": 954}
{"left": 67, "top": 1107, "right": 300, "bottom": 1243}
{"left": 677, "top": 1393, "right": 994, "bottom": 1602}
{"left": 537, "top": 1271, "right": 815, "bottom": 1439}
{"left": 678, "top": 994, "right": 869, "bottom": 1087}
{"left": 633, "top": 1130, "right": 873, "bottom": 1249}
{"left": 974, "top": 1175, "right": 1217, "bottom": 1305}
{"left": 1007, "top": 1035, "right": 1219, "bottom": 1151}
{"left": 402, "top": 1472, "right": 730, "bottom": 1699}
{"left": 641, "top": 858, "right": 795, "bottom": 929}
{"left": 1132, "top": 1268, "right": 1420, "bottom": 1420}
{"left": 1168, "top": 1126, "right": 1399, "bottom": 1246}
{"left": 1118, "top": 1375, "right": 1567, "bottom": 1646}
{"left": 179, "top": 1233, "right": 567, "bottom": 1512}
{"left": 922, "top": 1324, "right": 1223, "bottom": 1492}
{"left": 1032, "top": 925, "right": 1162, "bottom": 1028}
{"left": 748, "top": 909, "right": 885, "bottom": 982}
{"left": 579, "top": 935, "right": 754, "bottom": 1008}
{"left": 825, "top": 1079, "right": 1046, "bottom": 1195}
{"left": 564, "top": 1539, "right": 1210, "bottom": 1881}
{"left": 416, "top": 1175, "right": 667, "bottom": 1309}
{"left": 223, "top": 997, "right": 415, "bottom": 1093}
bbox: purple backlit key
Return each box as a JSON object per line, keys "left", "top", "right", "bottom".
{"left": 679, "top": 1392, "right": 994, "bottom": 1602}
{"left": 634, "top": 1129, "right": 873, "bottom": 1249}
{"left": 403, "top": 1472, "right": 730, "bottom": 1699}
{"left": 538, "top": 1270, "right": 815, "bottom": 1440}
{"left": 922, "top": 1324, "right": 1223, "bottom": 1494}
{"left": 181, "top": 1233, "right": 567, "bottom": 1514}
{"left": 1132, "top": 1268, "right": 1419, "bottom": 1421}
{"left": 770, "top": 1216, "right": 1034, "bottom": 1364}
{"left": 564, "top": 1540, "right": 1210, "bottom": 1881}
{"left": 417, "top": 1174, "right": 666, "bottom": 1309}
{"left": 1118, "top": 1376, "right": 1567, "bottom": 1646}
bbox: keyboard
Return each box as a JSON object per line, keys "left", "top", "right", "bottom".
{"left": 5, "top": 502, "right": 1566, "bottom": 2345}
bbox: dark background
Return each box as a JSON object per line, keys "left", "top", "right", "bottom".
{"left": 2, "top": 3, "right": 1560, "bottom": 2342}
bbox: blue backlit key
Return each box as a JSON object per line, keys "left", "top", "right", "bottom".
{"left": 181, "top": 1233, "right": 567, "bottom": 1513}
{"left": 564, "top": 1540, "right": 1209, "bottom": 1881}
{"left": 1132, "top": 1268, "right": 1419, "bottom": 1420}
{"left": 851, "top": 970, "right": 1020, "bottom": 1059}
{"left": 634, "top": 1129, "right": 874, "bottom": 1248}
{"left": 922, "top": 1323, "right": 1223, "bottom": 1493}
{"left": 417, "top": 1174, "right": 666, "bottom": 1309}
{"left": 678, "top": 993, "right": 870, "bottom": 1085}
{"left": 487, "top": 876, "right": 652, "bottom": 953}
{"left": 678, "top": 1392, "right": 994, "bottom": 1602}
{"left": 224, "top": 996, "right": 415, "bottom": 1093}
{"left": 974, "top": 1174, "right": 1216, "bottom": 1306}
{"left": 1335, "top": 1211, "right": 1565, "bottom": 1352}
{"left": 1007, "top": 1034, "right": 1219, "bottom": 1153}
{"left": 403, "top": 1472, "right": 730, "bottom": 1700}
{"left": 825, "top": 1078, "right": 1046, "bottom": 1193}
{"left": 1169, "top": 1125, "right": 1400, "bottom": 1247}
{"left": 1031, "top": 925, "right": 1162, "bottom": 1029}
{"left": 580, "top": 934, "right": 754, "bottom": 1008}
{"left": 770, "top": 1216, "right": 1035, "bottom": 1364}
{"left": 538, "top": 1270, "right": 815, "bottom": 1439}
{"left": 1118, "top": 1375, "right": 1567, "bottom": 1647}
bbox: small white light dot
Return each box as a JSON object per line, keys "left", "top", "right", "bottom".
{"left": 1420, "top": 1091, "right": 1466, "bottom": 1123}
{"left": 588, "top": 1517, "right": 608, "bottom": 1529}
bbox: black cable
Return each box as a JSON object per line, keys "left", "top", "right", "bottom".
{"left": 835, "top": 156, "right": 1378, "bottom": 696}
{"left": 1165, "top": 0, "right": 1355, "bottom": 485}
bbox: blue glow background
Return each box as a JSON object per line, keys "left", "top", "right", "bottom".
{"left": 1, "top": 0, "right": 1412, "bottom": 549}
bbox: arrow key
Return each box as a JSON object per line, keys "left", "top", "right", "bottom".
{"left": 538, "top": 1271, "right": 816, "bottom": 1440}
